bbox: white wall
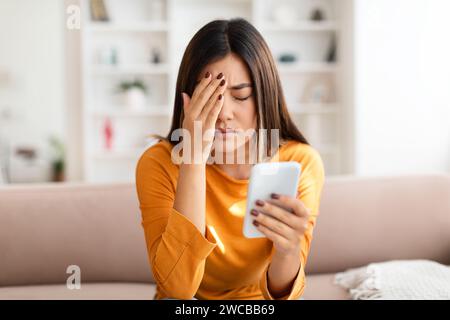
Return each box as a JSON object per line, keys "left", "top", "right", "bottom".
{"left": 0, "top": 0, "right": 64, "bottom": 161}
{"left": 2, "top": 0, "right": 449, "bottom": 181}
{"left": 354, "top": 0, "right": 450, "bottom": 176}
{"left": 64, "top": 0, "right": 83, "bottom": 181}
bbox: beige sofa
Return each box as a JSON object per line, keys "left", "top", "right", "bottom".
{"left": 0, "top": 174, "right": 449, "bottom": 300}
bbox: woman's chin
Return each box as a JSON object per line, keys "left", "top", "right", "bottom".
{"left": 213, "top": 141, "right": 236, "bottom": 153}
{"left": 213, "top": 135, "right": 246, "bottom": 153}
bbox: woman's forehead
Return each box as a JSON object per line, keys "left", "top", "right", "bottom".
{"left": 198, "top": 54, "right": 252, "bottom": 84}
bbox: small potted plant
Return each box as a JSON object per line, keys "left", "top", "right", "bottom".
{"left": 49, "top": 136, "right": 65, "bottom": 182}
{"left": 117, "top": 79, "right": 148, "bottom": 111}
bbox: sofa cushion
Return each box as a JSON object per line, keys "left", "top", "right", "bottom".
{"left": 303, "top": 274, "right": 350, "bottom": 300}
{"left": 306, "top": 174, "right": 450, "bottom": 274}
{"left": 0, "top": 276, "right": 349, "bottom": 300}
{"left": 0, "top": 283, "right": 156, "bottom": 300}
{"left": 0, "top": 183, "right": 154, "bottom": 287}
{"left": 1, "top": 175, "right": 449, "bottom": 294}
{"left": 0, "top": 274, "right": 349, "bottom": 300}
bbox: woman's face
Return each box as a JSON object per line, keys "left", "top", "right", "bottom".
{"left": 198, "top": 53, "right": 257, "bottom": 156}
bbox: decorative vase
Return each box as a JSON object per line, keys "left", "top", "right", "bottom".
{"left": 124, "top": 88, "right": 147, "bottom": 111}
{"left": 104, "top": 118, "right": 113, "bottom": 151}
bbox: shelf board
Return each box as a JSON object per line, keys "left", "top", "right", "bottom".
{"left": 90, "top": 149, "right": 146, "bottom": 160}
{"left": 277, "top": 62, "right": 338, "bottom": 73}
{"left": 91, "top": 64, "right": 170, "bottom": 76}
{"left": 288, "top": 103, "right": 339, "bottom": 114}
{"left": 259, "top": 21, "right": 338, "bottom": 32}
{"left": 91, "top": 144, "right": 339, "bottom": 160}
{"left": 90, "top": 104, "right": 338, "bottom": 118}
{"left": 86, "top": 21, "right": 169, "bottom": 32}
{"left": 90, "top": 108, "right": 172, "bottom": 118}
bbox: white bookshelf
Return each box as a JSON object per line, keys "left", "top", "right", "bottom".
{"left": 80, "top": 0, "right": 352, "bottom": 182}
{"left": 90, "top": 64, "right": 170, "bottom": 75}
{"left": 259, "top": 21, "right": 338, "bottom": 32}
{"left": 86, "top": 21, "right": 170, "bottom": 32}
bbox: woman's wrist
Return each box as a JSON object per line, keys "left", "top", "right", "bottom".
{"left": 273, "top": 244, "right": 301, "bottom": 259}
{"left": 175, "top": 162, "right": 207, "bottom": 236}
{"left": 267, "top": 248, "right": 302, "bottom": 298}
{"left": 180, "top": 162, "right": 206, "bottom": 171}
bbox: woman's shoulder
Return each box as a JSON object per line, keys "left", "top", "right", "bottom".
{"left": 279, "top": 140, "right": 325, "bottom": 178}
{"left": 136, "top": 139, "right": 178, "bottom": 174}
{"left": 140, "top": 138, "right": 173, "bottom": 159}
{"left": 279, "top": 140, "right": 321, "bottom": 162}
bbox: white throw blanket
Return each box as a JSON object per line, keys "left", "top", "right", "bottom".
{"left": 334, "top": 260, "right": 450, "bottom": 300}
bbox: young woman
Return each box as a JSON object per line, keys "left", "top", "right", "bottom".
{"left": 136, "top": 18, "right": 325, "bottom": 300}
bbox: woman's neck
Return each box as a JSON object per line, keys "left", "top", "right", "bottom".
{"left": 212, "top": 139, "right": 284, "bottom": 180}
{"left": 215, "top": 162, "right": 253, "bottom": 180}
{"left": 214, "top": 141, "right": 253, "bottom": 180}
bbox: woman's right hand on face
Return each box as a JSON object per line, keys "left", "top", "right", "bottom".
{"left": 181, "top": 72, "right": 227, "bottom": 164}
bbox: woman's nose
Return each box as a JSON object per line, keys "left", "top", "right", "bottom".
{"left": 217, "top": 97, "right": 233, "bottom": 122}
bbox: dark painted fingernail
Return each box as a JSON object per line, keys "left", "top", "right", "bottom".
{"left": 271, "top": 193, "right": 280, "bottom": 199}
{"left": 205, "top": 72, "right": 210, "bottom": 78}
{"left": 218, "top": 94, "right": 223, "bottom": 100}
{"left": 255, "top": 200, "right": 264, "bottom": 206}
{"left": 250, "top": 209, "right": 259, "bottom": 216}
{"left": 253, "top": 220, "right": 259, "bottom": 226}
{"left": 220, "top": 79, "right": 226, "bottom": 86}
{"left": 216, "top": 72, "right": 223, "bottom": 79}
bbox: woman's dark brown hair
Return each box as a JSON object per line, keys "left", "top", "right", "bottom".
{"left": 162, "top": 18, "right": 309, "bottom": 156}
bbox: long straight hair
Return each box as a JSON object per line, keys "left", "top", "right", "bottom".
{"left": 162, "top": 18, "right": 309, "bottom": 157}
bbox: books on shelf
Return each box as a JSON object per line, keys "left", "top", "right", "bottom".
{"left": 89, "top": 0, "right": 109, "bottom": 22}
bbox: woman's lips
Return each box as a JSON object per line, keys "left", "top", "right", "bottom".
{"left": 215, "top": 128, "right": 237, "bottom": 138}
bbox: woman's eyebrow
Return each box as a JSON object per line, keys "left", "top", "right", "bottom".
{"left": 229, "top": 83, "right": 252, "bottom": 90}
{"left": 194, "top": 81, "right": 252, "bottom": 89}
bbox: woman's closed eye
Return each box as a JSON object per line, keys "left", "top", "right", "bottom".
{"left": 233, "top": 95, "right": 252, "bottom": 101}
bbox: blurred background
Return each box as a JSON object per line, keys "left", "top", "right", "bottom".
{"left": 0, "top": 0, "right": 449, "bottom": 184}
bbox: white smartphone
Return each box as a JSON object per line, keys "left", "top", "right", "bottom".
{"left": 243, "top": 161, "right": 301, "bottom": 238}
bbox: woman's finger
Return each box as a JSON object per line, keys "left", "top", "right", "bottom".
{"left": 252, "top": 210, "right": 296, "bottom": 240}
{"left": 191, "top": 73, "right": 225, "bottom": 118}
{"left": 200, "top": 78, "right": 227, "bottom": 121}
{"left": 253, "top": 199, "right": 299, "bottom": 230}
{"left": 190, "top": 71, "right": 212, "bottom": 105}
{"left": 254, "top": 220, "right": 301, "bottom": 255}
{"left": 254, "top": 220, "right": 291, "bottom": 247}
{"left": 181, "top": 92, "right": 191, "bottom": 113}
{"left": 204, "top": 91, "right": 224, "bottom": 129}
{"left": 268, "top": 193, "right": 313, "bottom": 218}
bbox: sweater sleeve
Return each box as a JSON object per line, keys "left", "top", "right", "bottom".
{"left": 135, "top": 144, "right": 218, "bottom": 299}
{"left": 259, "top": 146, "right": 325, "bottom": 300}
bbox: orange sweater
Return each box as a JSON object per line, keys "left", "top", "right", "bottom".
{"left": 135, "top": 139, "right": 325, "bottom": 300}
